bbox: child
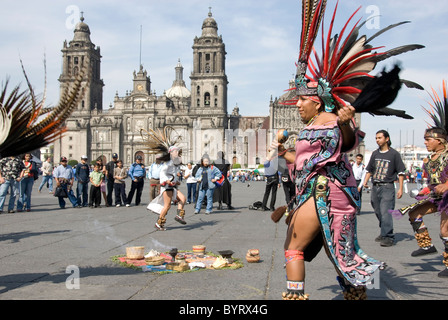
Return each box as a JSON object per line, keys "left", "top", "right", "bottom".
{"left": 89, "top": 164, "right": 104, "bottom": 208}
{"left": 113, "top": 160, "right": 128, "bottom": 207}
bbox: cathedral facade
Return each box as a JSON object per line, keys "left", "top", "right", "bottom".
{"left": 54, "top": 11, "right": 259, "bottom": 167}
{"left": 53, "top": 10, "right": 362, "bottom": 168}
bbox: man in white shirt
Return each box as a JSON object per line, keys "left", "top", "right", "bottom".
{"left": 38, "top": 157, "right": 54, "bottom": 193}
{"left": 352, "top": 154, "right": 366, "bottom": 214}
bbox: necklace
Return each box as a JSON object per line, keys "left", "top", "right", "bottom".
{"left": 307, "top": 112, "right": 321, "bottom": 126}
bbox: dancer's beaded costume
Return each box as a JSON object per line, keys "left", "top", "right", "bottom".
{"left": 390, "top": 82, "right": 448, "bottom": 276}
{"left": 275, "top": 0, "right": 424, "bottom": 299}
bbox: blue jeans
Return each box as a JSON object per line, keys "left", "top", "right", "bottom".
{"left": 58, "top": 183, "right": 78, "bottom": 208}
{"left": 371, "top": 183, "right": 395, "bottom": 239}
{"left": 76, "top": 181, "right": 89, "bottom": 207}
{"left": 0, "top": 178, "right": 20, "bottom": 211}
{"left": 38, "top": 175, "right": 53, "bottom": 192}
{"left": 195, "top": 188, "right": 214, "bottom": 213}
{"left": 18, "top": 177, "right": 34, "bottom": 210}
{"left": 187, "top": 183, "right": 197, "bottom": 203}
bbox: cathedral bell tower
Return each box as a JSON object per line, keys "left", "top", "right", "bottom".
{"left": 59, "top": 13, "right": 104, "bottom": 111}
{"left": 190, "top": 8, "right": 228, "bottom": 116}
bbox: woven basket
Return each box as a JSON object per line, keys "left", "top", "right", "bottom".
{"left": 145, "top": 256, "right": 165, "bottom": 266}
{"left": 246, "top": 249, "right": 260, "bottom": 263}
{"left": 192, "top": 245, "right": 206, "bottom": 254}
{"left": 126, "top": 246, "right": 145, "bottom": 259}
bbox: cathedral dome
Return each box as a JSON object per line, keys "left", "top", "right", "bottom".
{"left": 201, "top": 9, "right": 218, "bottom": 38}
{"left": 166, "top": 86, "right": 191, "bottom": 99}
{"left": 73, "top": 15, "right": 92, "bottom": 43}
{"left": 166, "top": 59, "right": 191, "bottom": 99}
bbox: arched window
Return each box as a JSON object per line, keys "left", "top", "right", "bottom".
{"left": 204, "top": 93, "right": 210, "bottom": 106}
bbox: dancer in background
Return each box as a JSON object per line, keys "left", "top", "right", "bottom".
{"left": 142, "top": 127, "right": 187, "bottom": 231}
{"left": 390, "top": 81, "right": 448, "bottom": 278}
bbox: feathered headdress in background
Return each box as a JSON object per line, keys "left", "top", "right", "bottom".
{"left": 422, "top": 80, "right": 448, "bottom": 141}
{"left": 0, "top": 59, "right": 88, "bottom": 157}
{"left": 140, "top": 126, "right": 183, "bottom": 161}
{"left": 287, "top": 0, "right": 425, "bottom": 119}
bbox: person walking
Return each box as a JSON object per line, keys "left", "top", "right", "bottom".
{"left": 213, "top": 151, "right": 234, "bottom": 210}
{"left": 113, "top": 160, "right": 128, "bottom": 207}
{"left": 278, "top": 156, "right": 295, "bottom": 212}
{"left": 38, "top": 157, "right": 53, "bottom": 193}
{"left": 17, "top": 153, "right": 38, "bottom": 212}
{"left": 75, "top": 155, "right": 90, "bottom": 207}
{"left": 96, "top": 157, "right": 108, "bottom": 206}
{"left": 352, "top": 153, "right": 367, "bottom": 214}
{"left": 194, "top": 155, "right": 222, "bottom": 215}
{"left": 148, "top": 156, "right": 163, "bottom": 202}
{"left": 53, "top": 157, "right": 78, "bottom": 209}
{"left": 262, "top": 156, "right": 280, "bottom": 211}
{"left": 0, "top": 156, "right": 24, "bottom": 213}
{"left": 89, "top": 163, "right": 104, "bottom": 208}
{"left": 126, "top": 155, "right": 145, "bottom": 207}
{"left": 105, "top": 153, "right": 118, "bottom": 206}
{"left": 363, "top": 130, "right": 406, "bottom": 247}
{"left": 183, "top": 162, "right": 197, "bottom": 204}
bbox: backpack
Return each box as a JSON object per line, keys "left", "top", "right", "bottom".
{"left": 249, "top": 201, "right": 263, "bottom": 210}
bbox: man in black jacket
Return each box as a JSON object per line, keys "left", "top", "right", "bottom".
{"left": 75, "top": 156, "right": 90, "bottom": 207}
{"left": 106, "top": 153, "right": 118, "bottom": 207}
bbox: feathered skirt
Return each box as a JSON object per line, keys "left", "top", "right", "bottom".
{"left": 295, "top": 175, "right": 383, "bottom": 287}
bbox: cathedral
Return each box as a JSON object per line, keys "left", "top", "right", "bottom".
{"left": 53, "top": 10, "right": 362, "bottom": 168}
{"left": 54, "top": 10, "right": 271, "bottom": 167}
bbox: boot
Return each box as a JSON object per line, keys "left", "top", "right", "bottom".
{"left": 439, "top": 252, "right": 448, "bottom": 278}
{"left": 282, "top": 281, "right": 309, "bottom": 300}
{"left": 174, "top": 209, "right": 187, "bottom": 225}
{"left": 155, "top": 217, "right": 167, "bottom": 231}
{"left": 412, "top": 229, "right": 437, "bottom": 257}
{"left": 337, "top": 276, "right": 367, "bottom": 300}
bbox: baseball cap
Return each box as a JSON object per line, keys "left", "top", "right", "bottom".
{"left": 81, "top": 155, "right": 88, "bottom": 160}
{"left": 112, "top": 153, "right": 118, "bottom": 158}
{"left": 60, "top": 157, "right": 68, "bottom": 162}
{"left": 136, "top": 155, "right": 143, "bottom": 160}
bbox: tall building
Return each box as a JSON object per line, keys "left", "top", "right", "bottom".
{"left": 54, "top": 10, "right": 252, "bottom": 166}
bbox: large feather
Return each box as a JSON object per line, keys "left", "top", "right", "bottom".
{"left": 423, "top": 81, "right": 448, "bottom": 132}
{"left": 140, "top": 126, "right": 182, "bottom": 155}
{"left": 0, "top": 61, "right": 88, "bottom": 157}
{"left": 352, "top": 64, "right": 413, "bottom": 119}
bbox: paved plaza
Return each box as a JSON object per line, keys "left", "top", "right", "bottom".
{"left": 0, "top": 178, "right": 446, "bottom": 301}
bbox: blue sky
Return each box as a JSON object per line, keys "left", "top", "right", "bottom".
{"left": 1, "top": 0, "right": 447, "bottom": 151}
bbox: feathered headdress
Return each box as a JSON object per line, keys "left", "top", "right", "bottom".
{"left": 288, "top": 0, "right": 424, "bottom": 119}
{"left": 0, "top": 59, "right": 88, "bottom": 157}
{"left": 140, "top": 126, "right": 182, "bottom": 160}
{"left": 422, "top": 80, "right": 448, "bottom": 141}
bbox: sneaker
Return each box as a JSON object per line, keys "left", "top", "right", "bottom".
{"left": 126, "top": 204, "right": 130, "bottom": 207}
{"left": 380, "top": 237, "right": 395, "bottom": 247}
{"left": 205, "top": 211, "right": 211, "bottom": 215}
{"left": 155, "top": 222, "right": 166, "bottom": 231}
{"left": 7, "top": 210, "right": 15, "bottom": 213}
{"left": 116, "top": 204, "right": 121, "bottom": 207}
{"left": 411, "top": 246, "right": 437, "bottom": 257}
{"left": 375, "top": 235, "right": 384, "bottom": 242}
{"left": 194, "top": 211, "right": 199, "bottom": 214}
{"left": 174, "top": 215, "right": 187, "bottom": 225}
{"left": 438, "top": 268, "right": 448, "bottom": 278}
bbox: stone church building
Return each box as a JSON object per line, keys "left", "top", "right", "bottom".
{"left": 53, "top": 10, "right": 362, "bottom": 167}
